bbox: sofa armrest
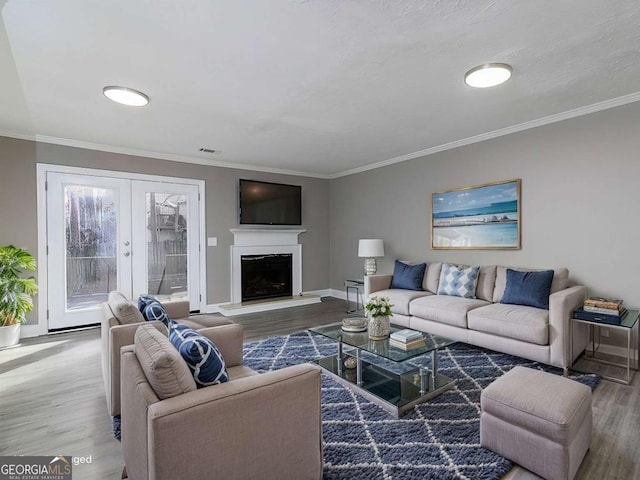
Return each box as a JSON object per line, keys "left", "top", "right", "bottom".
{"left": 160, "top": 298, "right": 190, "bottom": 319}
{"left": 147, "top": 364, "right": 323, "bottom": 480}
{"left": 197, "top": 324, "right": 245, "bottom": 368}
{"left": 364, "top": 274, "right": 393, "bottom": 297}
{"left": 106, "top": 321, "right": 167, "bottom": 416}
{"left": 549, "top": 285, "right": 588, "bottom": 368}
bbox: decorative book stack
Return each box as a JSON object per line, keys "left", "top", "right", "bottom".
{"left": 573, "top": 297, "right": 628, "bottom": 325}
{"left": 389, "top": 329, "right": 425, "bottom": 350}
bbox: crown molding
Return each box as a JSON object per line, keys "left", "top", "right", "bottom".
{"left": 0, "top": 129, "right": 331, "bottom": 179}
{"left": 329, "top": 90, "right": 640, "bottom": 178}
{"left": 2, "top": 90, "right": 640, "bottom": 180}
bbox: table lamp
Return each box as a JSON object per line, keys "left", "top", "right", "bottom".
{"left": 358, "top": 239, "right": 384, "bottom": 276}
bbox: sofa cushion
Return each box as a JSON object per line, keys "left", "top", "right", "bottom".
{"left": 134, "top": 324, "right": 197, "bottom": 400}
{"left": 372, "top": 289, "right": 433, "bottom": 316}
{"left": 424, "top": 262, "right": 443, "bottom": 293}
{"left": 502, "top": 269, "right": 554, "bottom": 309}
{"left": 493, "top": 266, "right": 569, "bottom": 303}
{"left": 108, "top": 291, "right": 145, "bottom": 325}
{"left": 409, "top": 295, "right": 490, "bottom": 328}
{"left": 438, "top": 263, "right": 480, "bottom": 298}
{"left": 468, "top": 303, "right": 549, "bottom": 345}
{"left": 476, "top": 265, "right": 497, "bottom": 302}
{"left": 169, "top": 322, "right": 229, "bottom": 387}
{"left": 138, "top": 294, "right": 172, "bottom": 327}
{"left": 390, "top": 260, "right": 426, "bottom": 290}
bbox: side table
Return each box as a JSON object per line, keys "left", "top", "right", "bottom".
{"left": 344, "top": 279, "right": 365, "bottom": 313}
{"left": 570, "top": 309, "right": 639, "bottom": 385}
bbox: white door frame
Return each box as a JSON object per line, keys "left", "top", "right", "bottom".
{"left": 32, "top": 163, "right": 206, "bottom": 338}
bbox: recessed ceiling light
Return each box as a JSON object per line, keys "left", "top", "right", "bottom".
{"left": 103, "top": 86, "right": 149, "bottom": 106}
{"left": 464, "top": 63, "right": 512, "bottom": 88}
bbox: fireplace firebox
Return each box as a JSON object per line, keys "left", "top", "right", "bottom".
{"left": 241, "top": 254, "right": 293, "bottom": 302}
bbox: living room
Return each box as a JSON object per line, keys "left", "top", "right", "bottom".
{"left": 1, "top": 2, "right": 639, "bottom": 479}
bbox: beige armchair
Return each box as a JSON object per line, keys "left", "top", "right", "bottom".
{"left": 101, "top": 294, "right": 233, "bottom": 417}
{"left": 120, "top": 323, "right": 323, "bottom": 480}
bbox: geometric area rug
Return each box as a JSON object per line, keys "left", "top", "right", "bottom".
{"left": 243, "top": 331, "right": 600, "bottom": 480}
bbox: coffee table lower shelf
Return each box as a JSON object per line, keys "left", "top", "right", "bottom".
{"left": 314, "top": 354, "right": 455, "bottom": 417}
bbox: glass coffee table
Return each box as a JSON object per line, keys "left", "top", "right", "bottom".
{"left": 309, "top": 323, "right": 457, "bottom": 417}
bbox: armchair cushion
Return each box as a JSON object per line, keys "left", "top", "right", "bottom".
{"left": 108, "top": 291, "right": 144, "bottom": 325}
{"left": 169, "top": 323, "right": 229, "bottom": 387}
{"left": 138, "top": 295, "right": 172, "bottom": 326}
{"left": 134, "top": 324, "right": 196, "bottom": 399}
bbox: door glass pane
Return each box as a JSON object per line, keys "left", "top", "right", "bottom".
{"left": 146, "top": 193, "right": 188, "bottom": 299}
{"left": 65, "top": 185, "right": 117, "bottom": 310}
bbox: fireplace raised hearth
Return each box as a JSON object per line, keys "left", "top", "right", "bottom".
{"left": 241, "top": 254, "right": 293, "bottom": 302}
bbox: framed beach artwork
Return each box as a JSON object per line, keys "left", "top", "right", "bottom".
{"left": 431, "top": 179, "right": 521, "bottom": 250}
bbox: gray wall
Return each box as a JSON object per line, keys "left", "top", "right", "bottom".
{"left": 0, "top": 138, "right": 330, "bottom": 324}
{"left": 331, "top": 102, "right": 640, "bottom": 346}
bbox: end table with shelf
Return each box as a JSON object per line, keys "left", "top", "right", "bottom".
{"left": 570, "top": 308, "right": 639, "bottom": 385}
{"left": 344, "top": 279, "right": 365, "bottom": 313}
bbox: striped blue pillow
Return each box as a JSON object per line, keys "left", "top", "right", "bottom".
{"left": 137, "top": 295, "right": 171, "bottom": 327}
{"left": 169, "top": 322, "right": 229, "bottom": 387}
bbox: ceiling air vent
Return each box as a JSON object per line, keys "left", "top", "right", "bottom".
{"left": 199, "top": 148, "right": 216, "bottom": 153}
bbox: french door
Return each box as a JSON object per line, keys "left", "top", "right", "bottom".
{"left": 46, "top": 172, "right": 201, "bottom": 329}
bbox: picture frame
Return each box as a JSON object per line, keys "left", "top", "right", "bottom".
{"left": 431, "top": 179, "right": 521, "bottom": 250}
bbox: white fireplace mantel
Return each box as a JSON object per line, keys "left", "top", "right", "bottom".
{"left": 229, "top": 228, "right": 306, "bottom": 247}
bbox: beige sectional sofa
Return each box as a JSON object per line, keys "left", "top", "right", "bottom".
{"left": 365, "top": 263, "right": 589, "bottom": 371}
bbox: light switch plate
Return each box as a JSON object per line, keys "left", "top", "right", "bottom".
{"left": 207, "top": 237, "right": 217, "bottom": 247}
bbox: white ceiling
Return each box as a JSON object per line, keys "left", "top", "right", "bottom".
{"left": 1, "top": 1, "right": 640, "bottom": 178}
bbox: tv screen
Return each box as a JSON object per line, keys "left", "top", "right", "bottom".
{"left": 239, "top": 179, "right": 302, "bottom": 226}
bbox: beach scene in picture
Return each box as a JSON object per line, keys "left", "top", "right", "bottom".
{"left": 432, "top": 179, "right": 520, "bottom": 249}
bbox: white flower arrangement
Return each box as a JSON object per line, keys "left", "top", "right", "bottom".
{"left": 364, "top": 295, "right": 393, "bottom": 318}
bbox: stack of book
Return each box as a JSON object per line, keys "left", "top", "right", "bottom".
{"left": 573, "top": 297, "right": 628, "bottom": 325}
{"left": 389, "top": 329, "right": 425, "bottom": 350}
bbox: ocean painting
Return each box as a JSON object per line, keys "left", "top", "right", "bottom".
{"left": 431, "top": 179, "right": 521, "bottom": 249}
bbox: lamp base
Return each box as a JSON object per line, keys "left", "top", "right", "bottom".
{"left": 364, "top": 257, "right": 377, "bottom": 276}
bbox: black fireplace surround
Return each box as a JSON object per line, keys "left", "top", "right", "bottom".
{"left": 241, "top": 253, "right": 293, "bottom": 302}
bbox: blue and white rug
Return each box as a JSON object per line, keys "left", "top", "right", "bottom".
{"left": 243, "top": 331, "right": 600, "bottom": 480}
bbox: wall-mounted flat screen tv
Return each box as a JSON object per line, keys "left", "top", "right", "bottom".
{"left": 239, "top": 179, "right": 302, "bottom": 226}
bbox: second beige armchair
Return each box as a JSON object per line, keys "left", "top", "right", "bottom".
{"left": 120, "top": 323, "right": 323, "bottom": 480}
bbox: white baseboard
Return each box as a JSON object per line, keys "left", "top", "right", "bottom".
{"left": 305, "top": 288, "right": 333, "bottom": 298}
{"left": 331, "top": 289, "right": 347, "bottom": 300}
{"left": 20, "top": 324, "right": 47, "bottom": 339}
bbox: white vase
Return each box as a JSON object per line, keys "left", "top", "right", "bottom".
{"left": 368, "top": 315, "right": 390, "bottom": 340}
{"left": 0, "top": 323, "right": 21, "bottom": 349}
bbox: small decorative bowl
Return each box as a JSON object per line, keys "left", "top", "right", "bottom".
{"left": 341, "top": 317, "right": 367, "bottom": 333}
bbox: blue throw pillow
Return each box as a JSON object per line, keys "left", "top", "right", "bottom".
{"left": 501, "top": 269, "right": 554, "bottom": 309}
{"left": 390, "top": 261, "right": 426, "bottom": 290}
{"left": 137, "top": 295, "right": 171, "bottom": 327}
{"left": 169, "top": 322, "right": 229, "bottom": 387}
{"left": 437, "top": 263, "right": 480, "bottom": 298}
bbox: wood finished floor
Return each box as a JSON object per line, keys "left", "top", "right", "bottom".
{"left": 0, "top": 296, "right": 637, "bottom": 479}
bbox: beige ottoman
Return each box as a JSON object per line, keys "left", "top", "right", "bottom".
{"left": 480, "top": 366, "right": 592, "bottom": 480}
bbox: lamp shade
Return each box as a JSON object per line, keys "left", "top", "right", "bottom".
{"left": 358, "top": 239, "right": 384, "bottom": 258}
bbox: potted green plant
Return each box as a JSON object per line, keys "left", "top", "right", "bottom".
{"left": 0, "top": 245, "right": 38, "bottom": 348}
